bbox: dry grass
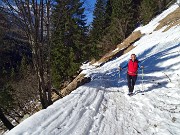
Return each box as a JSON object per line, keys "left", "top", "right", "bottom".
{"left": 155, "top": 7, "right": 180, "bottom": 32}
{"left": 97, "top": 30, "right": 143, "bottom": 65}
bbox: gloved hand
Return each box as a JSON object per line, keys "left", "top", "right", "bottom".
{"left": 119, "top": 67, "right": 122, "bottom": 71}
{"left": 140, "top": 66, "right": 144, "bottom": 69}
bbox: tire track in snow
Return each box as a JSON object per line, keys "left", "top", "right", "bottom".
{"left": 46, "top": 81, "right": 106, "bottom": 135}
{"left": 96, "top": 93, "right": 116, "bottom": 135}
{"left": 54, "top": 87, "right": 99, "bottom": 134}
{"left": 60, "top": 88, "right": 105, "bottom": 135}
{"left": 31, "top": 87, "right": 90, "bottom": 135}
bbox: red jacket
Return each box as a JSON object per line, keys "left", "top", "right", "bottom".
{"left": 127, "top": 59, "right": 139, "bottom": 76}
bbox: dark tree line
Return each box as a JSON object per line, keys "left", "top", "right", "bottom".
{"left": 51, "top": 0, "right": 89, "bottom": 88}
{"left": 90, "top": 0, "right": 174, "bottom": 58}
{"left": 0, "top": 9, "right": 40, "bottom": 131}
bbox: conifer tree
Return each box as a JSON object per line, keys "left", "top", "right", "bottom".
{"left": 52, "top": 0, "right": 88, "bottom": 88}
{"left": 104, "top": 0, "right": 112, "bottom": 27}
{"left": 140, "top": 0, "right": 158, "bottom": 24}
{"left": 89, "top": 0, "right": 112, "bottom": 58}
{"left": 99, "top": 0, "right": 134, "bottom": 52}
{"left": 91, "top": 0, "right": 107, "bottom": 43}
{"left": 111, "top": 0, "right": 134, "bottom": 38}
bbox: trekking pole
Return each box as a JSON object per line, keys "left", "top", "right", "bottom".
{"left": 141, "top": 68, "right": 144, "bottom": 95}
{"left": 118, "top": 65, "right": 121, "bottom": 82}
{"left": 117, "top": 66, "right": 121, "bottom": 89}
{"left": 118, "top": 70, "right": 120, "bottom": 89}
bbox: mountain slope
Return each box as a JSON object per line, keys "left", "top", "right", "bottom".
{"left": 6, "top": 3, "right": 180, "bottom": 135}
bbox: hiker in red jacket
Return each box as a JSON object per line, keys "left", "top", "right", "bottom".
{"left": 119, "top": 54, "right": 143, "bottom": 96}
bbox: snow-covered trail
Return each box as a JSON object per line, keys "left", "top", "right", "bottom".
{"left": 6, "top": 3, "right": 180, "bottom": 135}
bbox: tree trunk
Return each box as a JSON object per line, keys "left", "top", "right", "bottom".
{"left": 37, "top": 47, "right": 49, "bottom": 109}
{"left": 0, "top": 108, "right": 14, "bottom": 130}
{"left": 46, "top": 0, "right": 53, "bottom": 105}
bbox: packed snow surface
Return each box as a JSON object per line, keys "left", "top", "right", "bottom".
{"left": 6, "top": 3, "right": 180, "bottom": 135}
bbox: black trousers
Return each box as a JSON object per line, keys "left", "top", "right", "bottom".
{"left": 127, "top": 74, "right": 137, "bottom": 93}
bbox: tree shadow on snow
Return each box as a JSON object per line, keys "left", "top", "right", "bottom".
{"left": 84, "top": 42, "right": 180, "bottom": 94}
